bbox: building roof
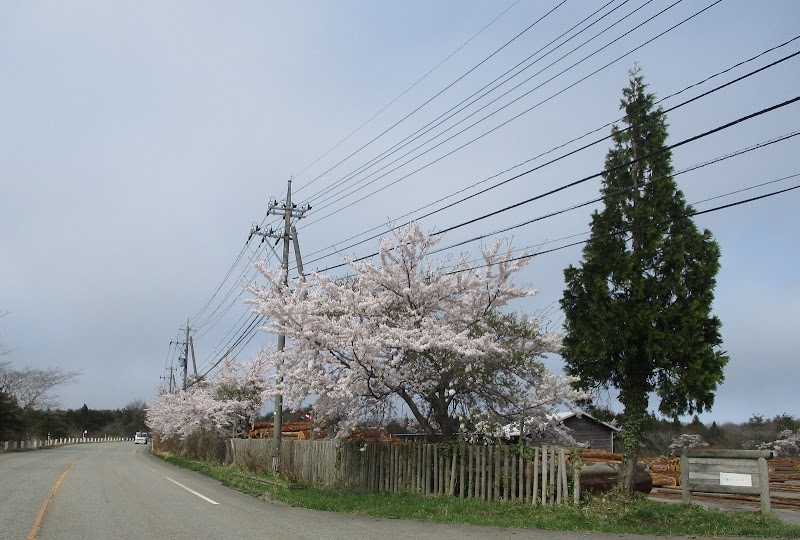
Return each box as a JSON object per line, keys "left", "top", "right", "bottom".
{"left": 553, "top": 410, "right": 620, "bottom": 432}
{"left": 502, "top": 409, "right": 620, "bottom": 437}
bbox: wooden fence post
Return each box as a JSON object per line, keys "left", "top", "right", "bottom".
{"left": 493, "top": 446, "right": 501, "bottom": 502}
{"left": 573, "top": 452, "right": 581, "bottom": 505}
{"left": 758, "top": 456, "right": 770, "bottom": 515}
{"left": 488, "top": 446, "right": 495, "bottom": 502}
{"left": 459, "top": 445, "right": 466, "bottom": 498}
{"left": 532, "top": 447, "right": 539, "bottom": 505}
{"left": 547, "top": 447, "right": 556, "bottom": 506}
{"left": 479, "top": 445, "right": 484, "bottom": 500}
{"left": 449, "top": 448, "right": 458, "bottom": 496}
{"left": 511, "top": 452, "right": 517, "bottom": 502}
{"left": 504, "top": 449, "right": 511, "bottom": 501}
{"left": 543, "top": 446, "right": 549, "bottom": 505}
{"left": 467, "top": 445, "right": 474, "bottom": 499}
{"left": 680, "top": 453, "right": 690, "bottom": 503}
{"left": 556, "top": 449, "right": 563, "bottom": 505}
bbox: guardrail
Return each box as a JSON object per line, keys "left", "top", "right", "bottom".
{"left": 2, "top": 437, "right": 132, "bottom": 451}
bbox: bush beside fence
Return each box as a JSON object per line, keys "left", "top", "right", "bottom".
{"left": 231, "top": 439, "right": 579, "bottom": 505}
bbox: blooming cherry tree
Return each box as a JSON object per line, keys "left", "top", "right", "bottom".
{"left": 759, "top": 429, "right": 800, "bottom": 456}
{"left": 147, "top": 355, "right": 269, "bottom": 439}
{"left": 668, "top": 433, "right": 709, "bottom": 453}
{"left": 248, "top": 223, "right": 582, "bottom": 441}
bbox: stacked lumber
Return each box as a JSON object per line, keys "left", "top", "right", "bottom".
{"left": 642, "top": 454, "right": 799, "bottom": 488}
{"left": 643, "top": 456, "right": 681, "bottom": 487}
{"left": 576, "top": 449, "right": 653, "bottom": 493}
{"left": 580, "top": 449, "right": 624, "bottom": 462}
{"left": 769, "top": 457, "right": 800, "bottom": 482}
{"left": 247, "top": 421, "right": 319, "bottom": 440}
{"left": 577, "top": 451, "right": 686, "bottom": 488}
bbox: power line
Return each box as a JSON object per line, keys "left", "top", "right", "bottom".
{"left": 296, "top": 38, "right": 799, "bottom": 266}
{"left": 189, "top": 240, "right": 252, "bottom": 330}
{"left": 291, "top": 0, "right": 525, "bottom": 191}
{"left": 434, "top": 95, "right": 799, "bottom": 234}
{"left": 303, "top": 0, "right": 630, "bottom": 205}
{"left": 189, "top": 173, "right": 800, "bottom": 385}
{"left": 179, "top": 14, "right": 797, "bottom": 381}
{"left": 447, "top": 176, "right": 800, "bottom": 274}
{"left": 193, "top": 3, "right": 543, "bottom": 327}
{"left": 185, "top": 2, "right": 604, "bottom": 353}
{"left": 298, "top": 45, "right": 799, "bottom": 269}
{"left": 190, "top": 216, "right": 287, "bottom": 343}
{"left": 310, "top": 94, "right": 800, "bottom": 274}
{"left": 298, "top": 0, "right": 719, "bottom": 230}
{"left": 186, "top": 2, "right": 768, "bottom": 342}
{"left": 190, "top": 314, "right": 265, "bottom": 387}
{"left": 293, "top": 0, "right": 569, "bottom": 195}
{"left": 426, "top": 132, "right": 800, "bottom": 258}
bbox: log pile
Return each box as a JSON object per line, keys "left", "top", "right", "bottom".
{"left": 576, "top": 449, "right": 653, "bottom": 493}
{"left": 644, "top": 453, "right": 800, "bottom": 510}
{"left": 246, "top": 423, "right": 398, "bottom": 442}
{"left": 769, "top": 457, "right": 800, "bottom": 482}
{"left": 642, "top": 456, "right": 681, "bottom": 488}
{"left": 247, "top": 421, "right": 320, "bottom": 440}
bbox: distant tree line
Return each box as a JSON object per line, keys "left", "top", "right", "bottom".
{"left": 373, "top": 408, "right": 798, "bottom": 458}
{"left": 628, "top": 411, "right": 800, "bottom": 457}
{"left": 0, "top": 399, "right": 148, "bottom": 441}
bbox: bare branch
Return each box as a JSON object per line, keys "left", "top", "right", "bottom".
{"left": 0, "top": 363, "right": 81, "bottom": 410}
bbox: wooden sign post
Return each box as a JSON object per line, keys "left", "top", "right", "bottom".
{"left": 681, "top": 449, "right": 772, "bottom": 514}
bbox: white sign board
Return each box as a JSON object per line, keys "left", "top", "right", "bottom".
{"left": 719, "top": 472, "right": 752, "bottom": 487}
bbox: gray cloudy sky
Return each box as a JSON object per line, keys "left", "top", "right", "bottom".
{"left": 1, "top": 1, "right": 798, "bottom": 423}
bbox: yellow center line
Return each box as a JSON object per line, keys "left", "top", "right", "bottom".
{"left": 27, "top": 459, "right": 79, "bottom": 540}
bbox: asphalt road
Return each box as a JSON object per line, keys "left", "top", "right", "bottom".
{"left": 0, "top": 442, "right": 788, "bottom": 539}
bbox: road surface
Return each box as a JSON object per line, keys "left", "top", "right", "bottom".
{"left": 0, "top": 442, "right": 787, "bottom": 539}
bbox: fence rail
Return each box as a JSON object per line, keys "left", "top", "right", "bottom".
{"left": 230, "top": 439, "right": 579, "bottom": 505}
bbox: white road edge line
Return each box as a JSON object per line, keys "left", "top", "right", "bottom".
{"left": 149, "top": 467, "right": 219, "bottom": 505}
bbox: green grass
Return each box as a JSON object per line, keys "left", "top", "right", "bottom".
{"left": 157, "top": 453, "right": 800, "bottom": 538}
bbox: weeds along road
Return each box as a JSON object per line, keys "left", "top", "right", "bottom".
{"left": 0, "top": 443, "right": 780, "bottom": 540}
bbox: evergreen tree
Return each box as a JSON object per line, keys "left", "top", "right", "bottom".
{"left": 560, "top": 68, "right": 728, "bottom": 494}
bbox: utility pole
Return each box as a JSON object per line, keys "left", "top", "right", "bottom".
{"left": 189, "top": 334, "right": 197, "bottom": 378}
{"left": 176, "top": 321, "right": 193, "bottom": 390}
{"left": 160, "top": 367, "right": 177, "bottom": 393}
{"left": 250, "top": 179, "right": 309, "bottom": 471}
{"left": 182, "top": 322, "right": 191, "bottom": 390}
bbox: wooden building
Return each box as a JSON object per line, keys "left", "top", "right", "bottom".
{"left": 553, "top": 411, "right": 620, "bottom": 452}
{"left": 503, "top": 411, "right": 620, "bottom": 452}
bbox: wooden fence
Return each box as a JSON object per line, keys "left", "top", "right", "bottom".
{"left": 230, "top": 439, "right": 579, "bottom": 505}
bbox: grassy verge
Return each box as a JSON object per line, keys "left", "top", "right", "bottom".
{"left": 156, "top": 453, "right": 800, "bottom": 538}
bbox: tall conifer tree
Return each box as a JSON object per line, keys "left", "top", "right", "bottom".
{"left": 560, "top": 68, "right": 728, "bottom": 494}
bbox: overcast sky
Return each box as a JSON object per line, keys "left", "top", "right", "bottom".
{"left": 1, "top": 0, "right": 798, "bottom": 424}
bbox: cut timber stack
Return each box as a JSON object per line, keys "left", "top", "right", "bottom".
{"left": 577, "top": 449, "right": 653, "bottom": 493}
{"left": 247, "top": 421, "right": 316, "bottom": 440}
{"left": 770, "top": 457, "right": 800, "bottom": 482}
{"left": 643, "top": 456, "right": 681, "bottom": 488}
